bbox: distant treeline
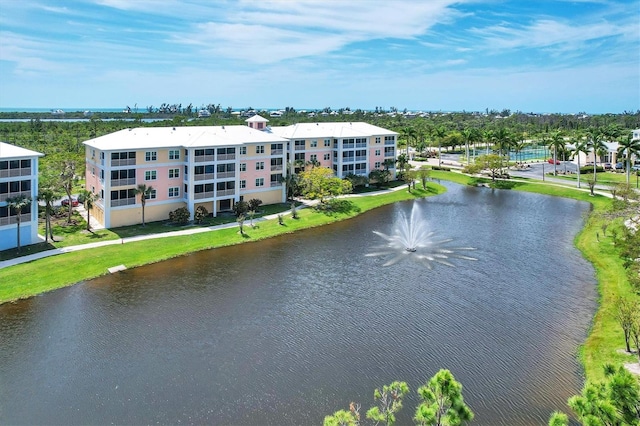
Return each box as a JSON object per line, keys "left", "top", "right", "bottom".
{"left": 0, "top": 109, "right": 638, "bottom": 173}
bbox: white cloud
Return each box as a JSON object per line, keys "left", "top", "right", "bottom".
{"left": 170, "top": 1, "right": 461, "bottom": 64}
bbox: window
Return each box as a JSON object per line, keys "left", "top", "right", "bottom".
{"left": 169, "top": 168, "right": 180, "bottom": 179}
{"left": 256, "top": 161, "right": 264, "bottom": 170}
{"left": 310, "top": 154, "right": 317, "bottom": 162}
{"left": 375, "top": 137, "right": 381, "bottom": 144}
{"left": 375, "top": 149, "right": 381, "bottom": 156}
{"left": 310, "top": 140, "right": 317, "bottom": 147}
{"left": 255, "top": 178, "right": 264, "bottom": 187}
{"left": 169, "top": 187, "right": 180, "bottom": 198}
{"left": 145, "top": 170, "right": 157, "bottom": 181}
{"left": 324, "top": 153, "right": 330, "bottom": 161}
{"left": 91, "top": 167, "right": 95, "bottom": 176}
{"left": 145, "top": 151, "right": 157, "bottom": 161}
{"left": 239, "top": 147, "right": 247, "bottom": 155}
{"left": 375, "top": 161, "right": 382, "bottom": 168}
{"left": 240, "top": 180, "right": 246, "bottom": 189}
{"left": 256, "top": 145, "right": 264, "bottom": 154}
{"left": 146, "top": 189, "right": 157, "bottom": 200}
{"left": 169, "top": 150, "right": 180, "bottom": 160}
{"left": 240, "top": 163, "right": 247, "bottom": 172}
{"left": 324, "top": 139, "right": 331, "bottom": 147}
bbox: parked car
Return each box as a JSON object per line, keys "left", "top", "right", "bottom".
{"left": 603, "top": 163, "right": 612, "bottom": 170}
{"left": 614, "top": 162, "right": 624, "bottom": 170}
{"left": 632, "top": 164, "right": 640, "bottom": 171}
{"left": 547, "top": 158, "right": 560, "bottom": 165}
{"left": 61, "top": 197, "right": 79, "bottom": 207}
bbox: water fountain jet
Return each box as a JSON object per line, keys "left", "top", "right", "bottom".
{"left": 366, "top": 202, "right": 477, "bottom": 268}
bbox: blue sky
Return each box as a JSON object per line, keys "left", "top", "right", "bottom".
{"left": 0, "top": 0, "right": 638, "bottom": 113}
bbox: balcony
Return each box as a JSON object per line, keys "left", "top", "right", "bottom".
{"left": 194, "top": 155, "right": 215, "bottom": 163}
{"left": 111, "top": 159, "right": 136, "bottom": 167}
{"left": 0, "top": 191, "right": 31, "bottom": 202}
{"left": 0, "top": 168, "right": 31, "bottom": 178}
{"left": 384, "top": 151, "right": 395, "bottom": 157}
{"left": 0, "top": 213, "right": 31, "bottom": 226}
{"left": 295, "top": 145, "right": 305, "bottom": 151}
{"left": 270, "top": 181, "right": 282, "bottom": 187}
{"left": 111, "top": 198, "right": 136, "bottom": 207}
{"left": 271, "top": 149, "right": 283, "bottom": 155}
{"left": 217, "top": 189, "right": 235, "bottom": 196}
{"left": 355, "top": 156, "right": 367, "bottom": 161}
{"left": 385, "top": 140, "right": 395, "bottom": 145}
{"left": 110, "top": 178, "right": 136, "bottom": 187}
{"left": 217, "top": 154, "right": 236, "bottom": 161}
{"left": 194, "top": 191, "right": 215, "bottom": 200}
{"left": 270, "top": 165, "right": 283, "bottom": 171}
{"left": 356, "top": 142, "right": 367, "bottom": 148}
{"left": 343, "top": 143, "right": 355, "bottom": 149}
{"left": 217, "top": 171, "right": 235, "bottom": 179}
{"left": 342, "top": 157, "right": 355, "bottom": 163}
{"left": 194, "top": 173, "right": 215, "bottom": 181}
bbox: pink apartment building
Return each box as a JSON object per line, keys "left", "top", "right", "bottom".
{"left": 84, "top": 116, "right": 397, "bottom": 228}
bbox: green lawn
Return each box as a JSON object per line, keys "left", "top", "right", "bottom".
{"left": 550, "top": 170, "right": 639, "bottom": 187}
{"left": 0, "top": 184, "right": 444, "bottom": 303}
{"left": 0, "top": 203, "right": 301, "bottom": 261}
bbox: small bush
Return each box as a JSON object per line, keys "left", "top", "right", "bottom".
{"left": 579, "top": 166, "right": 604, "bottom": 174}
{"left": 431, "top": 166, "right": 452, "bottom": 171}
{"left": 169, "top": 207, "right": 190, "bottom": 225}
{"left": 194, "top": 205, "right": 208, "bottom": 224}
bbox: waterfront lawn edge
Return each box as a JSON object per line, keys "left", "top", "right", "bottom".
{"left": 0, "top": 183, "right": 445, "bottom": 304}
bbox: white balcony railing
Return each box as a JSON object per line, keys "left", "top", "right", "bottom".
{"left": 194, "top": 191, "right": 215, "bottom": 199}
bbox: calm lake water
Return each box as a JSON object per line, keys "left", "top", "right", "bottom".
{"left": 0, "top": 182, "right": 597, "bottom": 425}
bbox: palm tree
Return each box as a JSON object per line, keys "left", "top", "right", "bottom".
{"left": 587, "top": 130, "right": 607, "bottom": 182}
{"left": 6, "top": 194, "right": 31, "bottom": 253}
{"left": 493, "top": 127, "right": 513, "bottom": 170}
{"left": 80, "top": 190, "right": 96, "bottom": 231}
{"left": 396, "top": 153, "right": 409, "bottom": 178}
{"left": 570, "top": 137, "right": 590, "bottom": 189}
{"left": 59, "top": 160, "right": 77, "bottom": 224}
{"left": 401, "top": 126, "right": 417, "bottom": 158}
{"left": 547, "top": 130, "right": 565, "bottom": 176}
{"left": 135, "top": 184, "right": 154, "bottom": 226}
{"left": 616, "top": 134, "right": 640, "bottom": 184}
{"left": 433, "top": 126, "right": 447, "bottom": 167}
{"left": 38, "top": 187, "right": 58, "bottom": 242}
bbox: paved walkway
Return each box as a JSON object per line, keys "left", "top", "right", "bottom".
{"left": 0, "top": 186, "right": 411, "bottom": 270}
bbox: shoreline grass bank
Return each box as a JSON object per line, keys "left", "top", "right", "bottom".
{"left": 0, "top": 183, "right": 445, "bottom": 303}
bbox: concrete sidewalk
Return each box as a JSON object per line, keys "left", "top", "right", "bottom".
{"left": 0, "top": 191, "right": 401, "bottom": 270}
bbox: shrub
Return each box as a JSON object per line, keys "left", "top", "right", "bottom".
{"left": 579, "top": 166, "right": 604, "bottom": 174}
{"left": 169, "top": 207, "right": 190, "bottom": 225}
{"left": 194, "top": 205, "right": 208, "bottom": 224}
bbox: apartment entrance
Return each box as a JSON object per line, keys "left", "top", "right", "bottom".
{"left": 219, "top": 198, "right": 232, "bottom": 212}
